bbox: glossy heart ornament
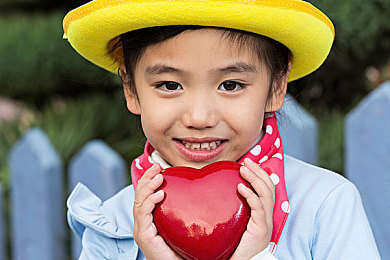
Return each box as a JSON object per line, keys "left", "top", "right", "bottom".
{"left": 153, "top": 161, "right": 252, "bottom": 260}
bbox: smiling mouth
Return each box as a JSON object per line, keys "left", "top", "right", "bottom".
{"left": 173, "top": 139, "right": 226, "bottom": 151}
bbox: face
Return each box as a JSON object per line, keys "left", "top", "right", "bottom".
{"left": 123, "top": 28, "right": 288, "bottom": 169}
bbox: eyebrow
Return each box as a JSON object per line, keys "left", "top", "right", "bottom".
{"left": 216, "top": 62, "right": 258, "bottom": 74}
{"left": 144, "top": 62, "right": 258, "bottom": 77}
{"left": 144, "top": 64, "right": 184, "bottom": 77}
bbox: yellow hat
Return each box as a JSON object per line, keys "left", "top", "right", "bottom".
{"left": 63, "top": 0, "right": 334, "bottom": 82}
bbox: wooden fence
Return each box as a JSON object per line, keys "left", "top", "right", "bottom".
{"left": 1, "top": 81, "right": 389, "bottom": 259}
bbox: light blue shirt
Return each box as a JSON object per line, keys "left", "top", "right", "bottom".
{"left": 67, "top": 155, "right": 380, "bottom": 259}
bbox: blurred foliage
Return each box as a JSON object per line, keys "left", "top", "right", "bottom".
{"left": 291, "top": 0, "right": 390, "bottom": 112}
{"left": 316, "top": 109, "right": 345, "bottom": 175}
{"left": 0, "top": 122, "right": 22, "bottom": 192}
{"left": 36, "top": 93, "right": 145, "bottom": 164}
{"left": 1, "top": 1, "right": 390, "bottom": 112}
{"left": 0, "top": 96, "right": 347, "bottom": 178}
{"left": 0, "top": 0, "right": 389, "bottom": 175}
{"left": 0, "top": 93, "right": 145, "bottom": 186}
{"left": 0, "top": 11, "right": 119, "bottom": 107}
{"left": 0, "top": 0, "right": 86, "bottom": 12}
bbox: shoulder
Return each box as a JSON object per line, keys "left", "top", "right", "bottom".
{"left": 283, "top": 154, "right": 362, "bottom": 222}
{"left": 67, "top": 183, "right": 140, "bottom": 258}
{"left": 284, "top": 154, "right": 355, "bottom": 206}
{"left": 284, "top": 154, "right": 349, "bottom": 190}
{"left": 277, "top": 155, "right": 380, "bottom": 259}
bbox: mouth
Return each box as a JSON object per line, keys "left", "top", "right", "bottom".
{"left": 172, "top": 138, "right": 228, "bottom": 161}
{"left": 178, "top": 139, "right": 224, "bottom": 151}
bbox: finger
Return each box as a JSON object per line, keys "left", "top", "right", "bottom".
{"left": 238, "top": 183, "right": 265, "bottom": 213}
{"left": 240, "top": 165, "right": 273, "bottom": 200}
{"left": 137, "top": 190, "right": 165, "bottom": 233}
{"left": 244, "top": 158, "right": 275, "bottom": 195}
{"left": 134, "top": 165, "right": 163, "bottom": 214}
{"left": 136, "top": 163, "right": 162, "bottom": 189}
{"left": 135, "top": 163, "right": 162, "bottom": 199}
{"left": 237, "top": 183, "right": 269, "bottom": 228}
{"left": 240, "top": 166, "right": 274, "bottom": 214}
{"left": 134, "top": 172, "right": 163, "bottom": 213}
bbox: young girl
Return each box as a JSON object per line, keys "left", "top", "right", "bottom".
{"left": 64, "top": 0, "right": 380, "bottom": 259}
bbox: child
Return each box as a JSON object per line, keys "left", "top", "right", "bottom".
{"left": 64, "top": 0, "right": 380, "bottom": 259}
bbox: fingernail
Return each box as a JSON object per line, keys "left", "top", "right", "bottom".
{"left": 156, "top": 190, "right": 164, "bottom": 196}
{"left": 241, "top": 166, "right": 250, "bottom": 173}
{"left": 153, "top": 174, "right": 162, "bottom": 181}
{"left": 238, "top": 183, "right": 249, "bottom": 191}
{"left": 244, "top": 158, "right": 253, "bottom": 164}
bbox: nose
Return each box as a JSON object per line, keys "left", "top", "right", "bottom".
{"left": 181, "top": 92, "right": 218, "bottom": 129}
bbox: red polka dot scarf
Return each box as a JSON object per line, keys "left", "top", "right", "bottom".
{"left": 131, "top": 112, "right": 289, "bottom": 252}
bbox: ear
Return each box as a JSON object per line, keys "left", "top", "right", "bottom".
{"left": 120, "top": 64, "right": 141, "bottom": 115}
{"left": 265, "top": 62, "right": 291, "bottom": 112}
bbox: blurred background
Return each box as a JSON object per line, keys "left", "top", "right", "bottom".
{"left": 1, "top": 0, "right": 390, "bottom": 177}
{"left": 0, "top": 0, "right": 390, "bottom": 177}
{"left": 0, "top": 0, "right": 390, "bottom": 259}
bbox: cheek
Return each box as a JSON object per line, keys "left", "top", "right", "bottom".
{"left": 139, "top": 101, "right": 178, "bottom": 141}
{"left": 235, "top": 109, "right": 264, "bottom": 138}
{"left": 224, "top": 96, "right": 266, "bottom": 131}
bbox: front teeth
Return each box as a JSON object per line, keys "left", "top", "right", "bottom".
{"left": 182, "top": 140, "right": 222, "bottom": 150}
{"left": 200, "top": 142, "right": 209, "bottom": 150}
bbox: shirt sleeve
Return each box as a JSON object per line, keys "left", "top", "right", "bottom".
{"left": 78, "top": 227, "right": 115, "bottom": 260}
{"left": 311, "top": 181, "right": 380, "bottom": 259}
{"left": 250, "top": 245, "right": 278, "bottom": 260}
{"left": 67, "top": 183, "right": 141, "bottom": 259}
{"left": 78, "top": 227, "right": 141, "bottom": 260}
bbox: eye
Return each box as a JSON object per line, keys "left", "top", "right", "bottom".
{"left": 156, "top": 81, "right": 183, "bottom": 91}
{"left": 218, "top": 81, "right": 246, "bottom": 91}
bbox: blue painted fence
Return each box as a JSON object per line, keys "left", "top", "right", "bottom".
{"left": 69, "top": 140, "right": 128, "bottom": 260}
{"left": 0, "top": 82, "right": 388, "bottom": 259}
{"left": 9, "top": 129, "right": 65, "bottom": 260}
{"left": 345, "top": 81, "right": 390, "bottom": 259}
{"left": 0, "top": 185, "right": 5, "bottom": 260}
{"left": 278, "top": 94, "right": 318, "bottom": 165}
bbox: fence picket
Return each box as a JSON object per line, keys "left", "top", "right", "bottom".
{"left": 345, "top": 81, "right": 390, "bottom": 259}
{"left": 278, "top": 95, "right": 318, "bottom": 165}
{"left": 0, "top": 183, "right": 6, "bottom": 260}
{"left": 68, "top": 140, "right": 128, "bottom": 259}
{"left": 4, "top": 84, "right": 389, "bottom": 259}
{"left": 9, "top": 128, "right": 65, "bottom": 260}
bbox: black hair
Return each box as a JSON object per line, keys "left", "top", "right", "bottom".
{"left": 107, "top": 25, "right": 292, "bottom": 105}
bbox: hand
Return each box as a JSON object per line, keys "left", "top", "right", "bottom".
{"left": 230, "top": 158, "right": 275, "bottom": 259}
{"left": 133, "top": 163, "right": 183, "bottom": 260}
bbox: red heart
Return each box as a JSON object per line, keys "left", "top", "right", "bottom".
{"left": 153, "top": 161, "right": 252, "bottom": 260}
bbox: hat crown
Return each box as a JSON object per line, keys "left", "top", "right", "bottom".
{"left": 63, "top": 0, "right": 334, "bottom": 81}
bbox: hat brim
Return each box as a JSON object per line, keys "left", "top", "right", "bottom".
{"left": 63, "top": 0, "right": 334, "bottom": 82}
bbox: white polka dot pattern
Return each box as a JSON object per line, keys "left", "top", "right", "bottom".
{"left": 274, "top": 137, "right": 280, "bottom": 149}
{"left": 266, "top": 125, "right": 273, "bottom": 135}
{"left": 273, "top": 153, "right": 283, "bottom": 160}
{"left": 281, "top": 201, "right": 290, "bottom": 213}
{"left": 270, "top": 173, "right": 280, "bottom": 185}
{"left": 259, "top": 155, "right": 268, "bottom": 164}
{"left": 250, "top": 145, "right": 261, "bottom": 156}
{"left": 135, "top": 158, "right": 143, "bottom": 170}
